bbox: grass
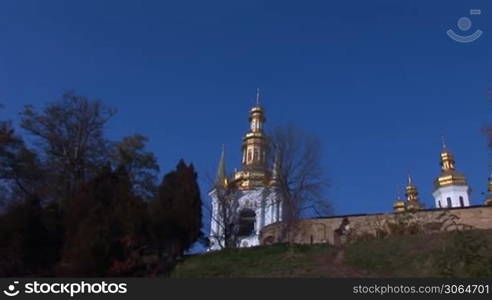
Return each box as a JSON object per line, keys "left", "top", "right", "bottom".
{"left": 172, "top": 230, "right": 492, "bottom": 278}
{"left": 172, "top": 243, "right": 333, "bottom": 278}
{"left": 345, "top": 230, "right": 492, "bottom": 277}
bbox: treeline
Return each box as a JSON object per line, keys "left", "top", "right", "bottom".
{"left": 0, "top": 92, "right": 202, "bottom": 276}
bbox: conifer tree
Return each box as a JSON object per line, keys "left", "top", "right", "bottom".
{"left": 151, "top": 160, "right": 202, "bottom": 259}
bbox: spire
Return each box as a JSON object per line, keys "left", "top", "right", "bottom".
{"left": 215, "top": 145, "right": 228, "bottom": 187}
{"left": 440, "top": 140, "right": 455, "bottom": 171}
{"left": 256, "top": 88, "right": 260, "bottom": 107}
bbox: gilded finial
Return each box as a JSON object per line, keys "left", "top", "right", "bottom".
{"left": 408, "top": 173, "right": 412, "bottom": 185}
{"left": 441, "top": 135, "right": 447, "bottom": 149}
{"left": 256, "top": 88, "right": 260, "bottom": 106}
{"left": 396, "top": 184, "right": 403, "bottom": 200}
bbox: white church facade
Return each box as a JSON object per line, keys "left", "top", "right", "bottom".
{"left": 209, "top": 92, "right": 488, "bottom": 251}
{"left": 208, "top": 91, "right": 283, "bottom": 251}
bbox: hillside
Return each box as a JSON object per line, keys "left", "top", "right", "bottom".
{"left": 172, "top": 230, "right": 492, "bottom": 278}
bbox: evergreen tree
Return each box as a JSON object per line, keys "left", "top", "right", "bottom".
{"left": 151, "top": 160, "right": 202, "bottom": 259}
{"left": 57, "top": 165, "right": 149, "bottom": 276}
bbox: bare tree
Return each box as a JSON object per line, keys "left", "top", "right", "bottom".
{"left": 111, "top": 134, "right": 160, "bottom": 200}
{"left": 267, "top": 124, "right": 330, "bottom": 243}
{"left": 20, "top": 91, "right": 116, "bottom": 203}
{"left": 208, "top": 179, "right": 242, "bottom": 250}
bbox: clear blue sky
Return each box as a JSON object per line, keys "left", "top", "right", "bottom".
{"left": 1, "top": 0, "right": 491, "bottom": 216}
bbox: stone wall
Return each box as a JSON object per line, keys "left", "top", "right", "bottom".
{"left": 259, "top": 205, "right": 492, "bottom": 246}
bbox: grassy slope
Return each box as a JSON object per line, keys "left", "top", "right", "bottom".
{"left": 172, "top": 244, "right": 336, "bottom": 278}
{"left": 172, "top": 230, "right": 492, "bottom": 278}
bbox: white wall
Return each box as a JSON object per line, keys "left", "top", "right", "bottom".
{"left": 433, "top": 185, "right": 471, "bottom": 208}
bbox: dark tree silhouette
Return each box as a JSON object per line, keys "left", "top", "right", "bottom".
{"left": 111, "top": 134, "right": 160, "bottom": 200}
{"left": 57, "top": 166, "right": 149, "bottom": 276}
{"left": 151, "top": 160, "right": 202, "bottom": 260}
{"left": 20, "top": 92, "right": 116, "bottom": 204}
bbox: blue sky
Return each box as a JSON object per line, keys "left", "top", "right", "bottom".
{"left": 1, "top": 0, "right": 491, "bottom": 217}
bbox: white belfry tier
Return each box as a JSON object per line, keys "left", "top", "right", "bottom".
{"left": 209, "top": 187, "right": 282, "bottom": 251}
{"left": 433, "top": 185, "right": 470, "bottom": 208}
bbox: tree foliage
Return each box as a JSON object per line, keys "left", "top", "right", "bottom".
{"left": 20, "top": 92, "right": 116, "bottom": 202}
{"left": 0, "top": 92, "right": 203, "bottom": 277}
{"left": 151, "top": 160, "right": 202, "bottom": 258}
{"left": 111, "top": 134, "right": 159, "bottom": 200}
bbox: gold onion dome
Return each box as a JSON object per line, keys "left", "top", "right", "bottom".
{"left": 393, "top": 184, "right": 406, "bottom": 212}
{"left": 405, "top": 175, "right": 422, "bottom": 210}
{"left": 434, "top": 143, "right": 467, "bottom": 190}
{"left": 393, "top": 198, "right": 406, "bottom": 212}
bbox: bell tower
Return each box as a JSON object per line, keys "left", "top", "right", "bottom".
{"left": 208, "top": 89, "right": 282, "bottom": 251}
{"left": 234, "top": 88, "right": 269, "bottom": 189}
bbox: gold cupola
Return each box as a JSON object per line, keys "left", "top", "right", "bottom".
{"left": 393, "top": 185, "right": 406, "bottom": 212}
{"left": 393, "top": 196, "right": 406, "bottom": 213}
{"left": 485, "top": 175, "right": 492, "bottom": 206}
{"left": 405, "top": 175, "right": 422, "bottom": 211}
{"left": 433, "top": 141, "right": 468, "bottom": 190}
{"left": 234, "top": 89, "right": 270, "bottom": 189}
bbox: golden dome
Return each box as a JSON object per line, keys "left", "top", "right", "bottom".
{"left": 393, "top": 199, "right": 406, "bottom": 212}
{"left": 405, "top": 175, "right": 422, "bottom": 210}
{"left": 434, "top": 145, "right": 468, "bottom": 190}
{"left": 434, "top": 170, "right": 467, "bottom": 189}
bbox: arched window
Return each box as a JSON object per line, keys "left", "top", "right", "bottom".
{"left": 238, "top": 209, "right": 256, "bottom": 237}
{"left": 459, "top": 196, "right": 464, "bottom": 207}
{"left": 438, "top": 201, "right": 442, "bottom": 208}
{"left": 446, "top": 197, "right": 452, "bottom": 208}
{"left": 247, "top": 150, "right": 252, "bottom": 162}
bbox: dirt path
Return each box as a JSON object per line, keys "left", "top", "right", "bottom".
{"left": 311, "top": 249, "right": 377, "bottom": 278}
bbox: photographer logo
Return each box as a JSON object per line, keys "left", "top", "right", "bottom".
{"left": 447, "top": 9, "right": 483, "bottom": 43}
{"left": 3, "top": 281, "right": 20, "bottom": 297}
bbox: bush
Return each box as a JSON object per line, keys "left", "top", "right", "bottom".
{"left": 433, "top": 230, "right": 492, "bottom": 277}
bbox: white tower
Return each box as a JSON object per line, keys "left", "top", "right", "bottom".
{"left": 432, "top": 141, "right": 471, "bottom": 208}
{"left": 208, "top": 90, "right": 282, "bottom": 251}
